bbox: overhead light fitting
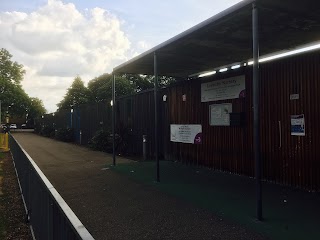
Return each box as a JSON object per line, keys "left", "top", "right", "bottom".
{"left": 198, "top": 71, "right": 216, "bottom": 78}
{"left": 231, "top": 65, "right": 241, "bottom": 69}
{"left": 219, "top": 68, "right": 228, "bottom": 72}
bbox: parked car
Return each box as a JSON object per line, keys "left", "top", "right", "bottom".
{"left": 21, "top": 123, "right": 27, "bottom": 129}
{"left": 10, "top": 123, "right": 17, "bottom": 129}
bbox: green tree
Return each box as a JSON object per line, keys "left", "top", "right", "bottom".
{"left": 87, "top": 73, "right": 111, "bottom": 102}
{"left": 57, "top": 72, "right": 177, "bottom": 110}
{"left": 0, "top": 48, "right": 30, "bottom": 120}
{"left": 57, "top": 76, "right": 90, "bottom": 110}
{"left": 122, "top": 74, "right": 177, "bottom": 91}
{"left": 88, "top": 74, "right": 134, "bottom": 103}
{"left": 27, "top": 97, "right": 46, "bottom": 121}
{"left": 0, "top": 48, "right": 25, "bottom": 85}
{"left": 122, "top": 74, "right": 153, "bottom": 92}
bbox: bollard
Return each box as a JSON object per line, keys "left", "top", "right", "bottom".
{"left": 0, "top": 133, "right": 9, "bottom": 152}
{"left": 143, "top": 135, "right": 147, "bottom": 161}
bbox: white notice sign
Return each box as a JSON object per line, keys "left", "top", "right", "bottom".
{"left": 201, "top": 75, "right": 245, "bottom": 102}
{"left": 170, "top": 124, "right": 202, "bottom": 144}
{"left": 291, "top": 114, "right": 305, "bottom": 136}
{"left": 209, "top": 103, "right": 232, "bottom": 126}
{"left": 290, "top": 94, "right": 299, "bottom": 100}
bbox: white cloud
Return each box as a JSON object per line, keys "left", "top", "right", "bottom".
{"left": 1, "top": 0, "right": 244, "bottom": 113}
{"left": 0, "top": 0, "right": 131, "bottom": 112}
{"left": 137, "top": 41, "right": 149, "bottom": 50}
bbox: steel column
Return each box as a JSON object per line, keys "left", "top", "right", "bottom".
{"left": 154, "top": 52, "right": 160, "bottom": 182}
{"left": 112, "top": 74, "right": 116, "bottom": 166}
{"left": 252, "top": 2, "right": 262, "bottom": 221}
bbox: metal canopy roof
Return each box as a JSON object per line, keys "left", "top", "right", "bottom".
{"left": 113, "top": 0, "right": 320, "bottom": 78}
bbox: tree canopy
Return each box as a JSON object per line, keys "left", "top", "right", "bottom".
{"left": 0, "top": 48, "right": 25, "bottom": 85}
{"left": 58, "top": 73, "right": 147, "bottom": 109}
{"left": 87, "top": 73, "right": 135, "bottom": 103}
{"left": 27, "top": 97, "right": 46, "bottom": 119}
{"left": 57, "top": 76, "right": 90, "bottom": 110}
{"left": 121, "top": 74, "right": 154, "bottom": 92}
{"left": 0, "top": 48, "right": 46, "bottom": 122}
{"left": 57, "top": 72, "right": 177, "bottom": 111}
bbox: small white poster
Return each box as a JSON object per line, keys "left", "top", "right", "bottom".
{"left": 209, "top": 103, "right": 232, "bottom": 126}
{"left": 201, "top": 75, "right": 245, "bottom": 102}
{"left": 170, "top": 124, "right": 202, "bottom": 144}
{"left": 291, "top": 114, "right": 305, "bottom": 136}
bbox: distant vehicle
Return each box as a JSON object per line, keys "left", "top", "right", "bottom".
{"left": 10, "top": 124, "right": 17, "bottom": 129}
{"left": 0, "top": 124, "right": 6, "bottom": 128}
{"left": 21, "top": 123, "right": 27, "bottom": 129}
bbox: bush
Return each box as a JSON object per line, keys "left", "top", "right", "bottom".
{"left": 116, "top": 125, "right": 131, "bottom": 155}
{"left": 41, "top": 126, "right": 55, "bottom": 137}
{"left": 50, "top": 130, "right": 56, "bottom": 139}
{"left": 55, "top": 128, "right": 74, "bottom": 142}
{"left": 88, "top": 129, "right": 113, "bottom": 152}
{"left": 34, "top": 124, "right": 42, "bottom": 134}
{"left": 89, "top": 126, "right": 131, "bottom": 155}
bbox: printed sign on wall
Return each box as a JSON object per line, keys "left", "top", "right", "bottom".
{"left": 291, "top": 114, "right": 305, "bottom": 136}
{"left": 170, "top": 124, "right": 202, "bottom": 144}
{"left": 209, "top": 103, "right": 232, "bottom": 126}
{"left": 201, "top": 75, "right": 245, "bottom": 102}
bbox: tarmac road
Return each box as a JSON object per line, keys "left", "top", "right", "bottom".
{"left": 12, "top": 132, "right": 267, "bottom": 240}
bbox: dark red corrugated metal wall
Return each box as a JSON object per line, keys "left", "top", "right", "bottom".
{"left": 163, "top": 68, "right": 254, "bottom": 176}
{"left": 117, "top": 51, "right": 320, "bottom": 191}
{"left": 259, "top": 52, "right": 320, "bottom": 190}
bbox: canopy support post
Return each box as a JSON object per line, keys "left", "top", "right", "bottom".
{"left": 112, "top": 73, "right": 116, "bottom": 166}
{"left": 253, "top": 2, "right": 262, "bottom": 221}
{"left": 154, "top": 52, "right": 160, "bottom": 182}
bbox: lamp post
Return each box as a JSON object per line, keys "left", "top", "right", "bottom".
{"left": 6, "top": 103, "right": 14, "bottom": 124}
{"left": 52, "top": 112, "right": 55, "bottom": 129}
{"left": 70, "top": 108, "right": 73, "bottom": 128}
{"left": 25, "top": 109, "right": 28, "bottom": 124}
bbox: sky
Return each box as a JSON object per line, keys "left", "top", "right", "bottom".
{"left": 0, "top": 0, "right": 242, "bottom": 112}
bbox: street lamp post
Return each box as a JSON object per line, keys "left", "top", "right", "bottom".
{"left": 6, "top": 103, "right": 14, "bottom": 124}
{"left": 70, "top": 108, "right": 73, "bottom": 128}
{"left": 25, "top": 109, "right": 28, "bottom": 124}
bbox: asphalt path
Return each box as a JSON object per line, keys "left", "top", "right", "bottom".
{"left": 12, "top": 133, "right": 267, "bottom": 240}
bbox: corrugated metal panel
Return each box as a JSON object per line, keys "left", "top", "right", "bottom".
{"left": 259, "top": 52, "right": 320, "bottom": 191}
{"left": 116, "top": 90, "right": 155, "bottom": 156}
{"left": 79, "top": 102, "right": 112, "bottom": 145}
{"left": 163, "top": 70, "right": 254, "bottom": 176}
{"left": 117, "top": 51, "right": 320, "bottom": 191}
{"left": 36, "top": 102, "right": 112, "bottom": 145}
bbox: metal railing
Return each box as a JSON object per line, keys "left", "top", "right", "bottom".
{"left": 9, "top": 134, "right": 95, "bottom": 240}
